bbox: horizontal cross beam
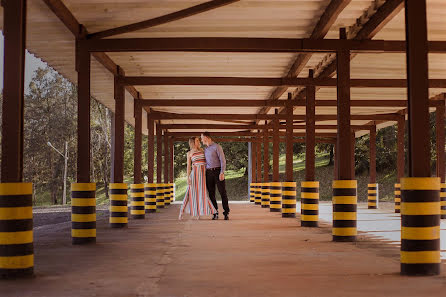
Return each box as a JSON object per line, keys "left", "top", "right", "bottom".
{"left": 172, "top": 136, "right": 336, "bottom": 144}
{"left": 167, "top": 131, "right": 337, "bottom": 137}
{"left": 123, "top": 77, "right": 446, "bottom": 88}
{"left": 139, "top": 99, "right": 443, "bottom": 107}
{"left": 78, "top": 37, "right": 446, "bottom": 53}
{"left": 160, "top": 124, "right": 373, "bottom": 131}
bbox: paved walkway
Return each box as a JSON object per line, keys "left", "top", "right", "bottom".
{"left": 2, "top": 203, "right": 446, "bottom": 297}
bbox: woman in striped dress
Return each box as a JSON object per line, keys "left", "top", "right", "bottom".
{"left": 179, "top": 137, "right": 217, "bottom": 220}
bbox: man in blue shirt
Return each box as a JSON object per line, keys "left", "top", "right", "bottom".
{"left": 201, "top": 132, "right": 230, "bottom": 220}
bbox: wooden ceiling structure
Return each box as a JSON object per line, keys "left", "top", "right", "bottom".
{"left": 1, "top": 0, "right": 445, "bottom": 137}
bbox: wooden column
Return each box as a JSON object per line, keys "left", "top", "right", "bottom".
{"left": 397, "top": 117, "right": 405, "bottom": 181}
{"left": 256, "top": 131, "right": 262, "bottom": 183}
{"left": 133, "top": 101, "right": 142, "bottom": 184}
{"left": 169, "top": 137, "right": 174, "bottom": 183}
{"left": 305, "top": 70, "right": 316, "bottom": 181}
{"left": 369, "top": 126, "right": 377, "bottom": 183}
{"left": 263, "top": 121, "right": 270, "bottom": 181}
{"left": 251, "top": 141, "right": 257, "bottom": 183}
{"left": 334, "top": 142, "right": 338, "bottom": 179}
{"left": 1, "top": 0, "right": 26, "bottom": 182}
{"left": 336, "top": 28, "right": 353, "bottom": 180}
{"left": 147, "top": 116, "right": 155, "bottom": 183}
{"left": 111, "top": 71, "right": 125, "bottom": 183}
{"left": 351, "top": 132, "right": 355, "bottom": 178}
{"left": 285, "top": 93, "right": 294, "bottom": 181}
{"left": 273, "top": 109, "right": 280, "bottom": 182}
{"left": 436, "top": 103, "right": 445, "bottom": 182}
{"left": 164, "top": 131, "right": 169, "bottom": 183}
{"left": 156, "top": 123, "right": 162, "bottom": 183}
{"left": 402, "top": 0, "right": 439, "bottom": 276}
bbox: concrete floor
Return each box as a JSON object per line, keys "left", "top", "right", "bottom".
{"left": 2, "top": 202, "right": 446, "bottom": 297}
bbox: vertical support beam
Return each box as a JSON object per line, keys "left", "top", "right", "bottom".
{"left": 273, "top": 109, "right": 280, "bottom": 182}
{"left": 263, "top": 121, "right": 270, "bottom": 182}
{"left": 169, "top": 137, "right": 175, "bottom": 184}
{"left": 333, "top": 142, "right": 338, "bottom": 179}
{"left": 1, "top": 0, "right": 26, "bottom": 182}
{"left": 305, "top": 70, "right": 316, "bottom": 182}
{"left": 256, "top": 130, "right": 262, "bottom": 185}
{"left": 401, "top": 0, "right": 440, "bottom": 276}
{"left": 248, "top": 142, "right": 252, "bottom": 196}
{"left": 369, "top": 126, "right": 377, "bottom": 184}
{"left": 368, "top": 125, "right": 378, "bottom": 210}
{"left": 156, "top": 123, "right": 163, "bottom": 183}
{"left": 0, "top": 0, "right": 34, "bottom": 279}
{"left": 436, "top": 103, "right": 445, "bottom": 183}
{"left": 397, "top": 117, "right": 405, "bottom": 181}
{"left": 111, "top": 72, "right": 125, "bottom": 183}
{"left": 133, "top": 101, "right": 142, "bottom": 184}
{"left": 76, "top": 47, "right": 91, "bottom": 183}
{"left": 285, "top": 93, "right": 294, "bottom": 181}
{"left": 251, "top": 141, "right": 257, "bottom": 183}
{"left": 333, "top": 28, "right": 356, "bottom": 242}
{"left": 337, "top": 28, "right": 353, "bottom": 180}
{"left": 147, "top": 116, "right": 155, "bottom": 183}
{"left": 164, "top": 131, "right": 169, "bottom": 184}
{"left": 351, "top": 132, "right": 355, "bottom": 179}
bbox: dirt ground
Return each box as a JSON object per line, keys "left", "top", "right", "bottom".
{"left": 1, "top": 203, "right": 446, "bottom": 297}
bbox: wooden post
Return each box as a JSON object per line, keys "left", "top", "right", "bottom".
{"left": 111, "top": 72, "right": 125, "bottom": 183}
{"left": 436, "top": 103, "right": 445, "bottom": 182}
{"left": 305, "top": 70, "right": 316, "bottom": 182}
{"left": 251, "top": 141, "right": 257, "bottom": 183}
{"left": 156, "top": 123, "right": 163, "bottom": 183}
{"left": 256, "top": 130, "right": 262, "bottom": 184}
{"left": 263, "top": 121, "right": 269, "bottom": 182}
{"left": 351, "top": 132, "right": 355, "bottom": 178}
{"left": 333, "top": 28, "right": 356, "bottom": 242}
{"left": 285, "top": 93, "right": 294, "bottom": 181}
{"left": 397, "top": 117, "right": 405, "bottom": 181}
{"left": 369, "top": 126, "right": 377, "bottom": 184}
{"left": 401, "top": 0, "right": 440, "bottom": 276}
{"left": 147, "top": 116, "right": 155, "bottom": 183}
{"left": 169, "top": 137, "right": 174, "bottom": 184}
{"left": 133, "top": 101, "right": 142, "bottom": 184}
{"left": 273, "top": 109, "right": 280, "bottom": 182}
{"left": 164, "top": 131, "right": 169, "bottom": 184}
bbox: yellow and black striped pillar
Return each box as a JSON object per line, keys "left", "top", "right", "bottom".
{"left": 169, "top": 183, "right": 174, "bottom": 203}
{"left": 401, "top": 177, "right": 440, "bottom": 276}
{"left": 156, "top": 183, "right": 165, "bottom": 209}
{"left": 109, "top": 183, "right": 128, "bottom": 228}
{"left": 254, "top": 183, "right": 262, "bottom": 205}
{"left": 281, "top": 182, "right": 296, "bottom": 218}
{"left": 269, "top": 182, "right": 282, "bottom": 212}
{"left": 395, "top": 183, "right": 401, "bottom": 213}
{"left": 130, "top": 184, "right": 145, "bottom": 219}
{"left": 71, "top": 183, "right": 96, "bottom": 245}
{"left": 172, "top": 183, "right": 176, "bottom": 203}
{"left": 367, "top": 183, "right": 378, "bottom": 209}
{"left": 332, "top": 180, "right": 357, "bottom": 242}
{"left": 261, "top": 183, "right": 270, "bottom": 209}
{"left": 301, "top": 181, "right": 319, "bottom": 227}
{"left": 441, "top": 183, "right": 446, "bottom": 219}
{"left": 144, "top": 183, "right": 157, "bottom": 213}
{"left": 0, "top": 183, "right": 34, "bottom": 278}
{"left": 249, "top": 183, "right": 255, "bottom": 203}
{"left": 164, "top": 183, "right": 171, "bottom": 207}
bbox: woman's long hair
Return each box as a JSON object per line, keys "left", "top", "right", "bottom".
{"left": 188, "top": 137, "right": 198, "bottom": 150}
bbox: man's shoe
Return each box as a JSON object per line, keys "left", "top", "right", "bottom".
{"left": 224, "top": 214, "right": 229, "bottom": 220}
{"left": 212, "top": 213, "right": 219, "bottom": 220}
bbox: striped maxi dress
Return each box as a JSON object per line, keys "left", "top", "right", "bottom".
{"left": 179, "top": 151, "right": 217, "bottom": 218}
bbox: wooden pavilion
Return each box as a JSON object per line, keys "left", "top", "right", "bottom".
{"left": 0, "top": 0, "right": 445, "bottom": 278}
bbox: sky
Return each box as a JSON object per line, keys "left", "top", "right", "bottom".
{"left": 0, "top": 31, "right": 49, "bottom": 94}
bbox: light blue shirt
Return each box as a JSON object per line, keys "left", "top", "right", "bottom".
{"left": 204, "top": 142, "right": 226, "bottom": 174}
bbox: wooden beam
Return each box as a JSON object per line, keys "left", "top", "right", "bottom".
{"left": 285, "top": 93, "right": 294, "bottom": 181}
{"left": 151, "top": 111, "right": 400, "bottom": 121}
{"left": 160, "top": 124, "right": 373, "bottom": 131}
{"left": 369, "top": 125, "right": 376, "bottom": 183}
{"left": 263, "top": 121, "right": 269, "bottom": 182}
{"left": 166, "top": 131, "right": 337, "bottom": 138}
{"left": 121, "top": 76, "right": 446, "bottom": 88}
{"left": 397, "top": 117, "right": 405, "bottom": 181}
{"left": 273, "top": 109, "right": 280, "bottom": 182}
{"left": 172, "top": 137, "right": 336, "bottom": 144}
{"left": 147, "top": 116, "right": 155, "bottom": 183}
{"left": 79, "top": 37, "right": 446, "bottom": 53}
{"left": 43, "top": 0, "right": 140, "bottom": 100}
{"left": 436, "top": 103, "right": 445, "bottom": 183}
{"left": 133, "top": 101, "right": 142, "bottom": 184}
{"left": 156, "top": 123, "right": 162, "bottom": 183}
{"left": 141, "top": 99, "right": 443, "bottom": 108}
{"left": 88, "top": 0, "right": 240, "bottom": 39}
{"left": 264, "top": 0, "right": 351, "bottom": 116}
{"left": 306, "top": 70, "right": 316, "bottom": 181}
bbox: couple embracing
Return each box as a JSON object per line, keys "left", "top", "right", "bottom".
{"left": 179, "top": 132, "right": 230, "bottom": 221}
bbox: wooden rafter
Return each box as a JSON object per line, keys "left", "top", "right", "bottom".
{"left": 159, "top": 124, "right": 373, "bottom": 131}
{"left": 87, "top": 0, "right": 240, "bottom": 39}
{"left": 43, "top": 0, "right": 139, "bottom": 99}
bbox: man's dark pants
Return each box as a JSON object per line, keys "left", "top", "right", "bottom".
{"left": 206, "top": 167, "right": 230, "bottom": 215}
